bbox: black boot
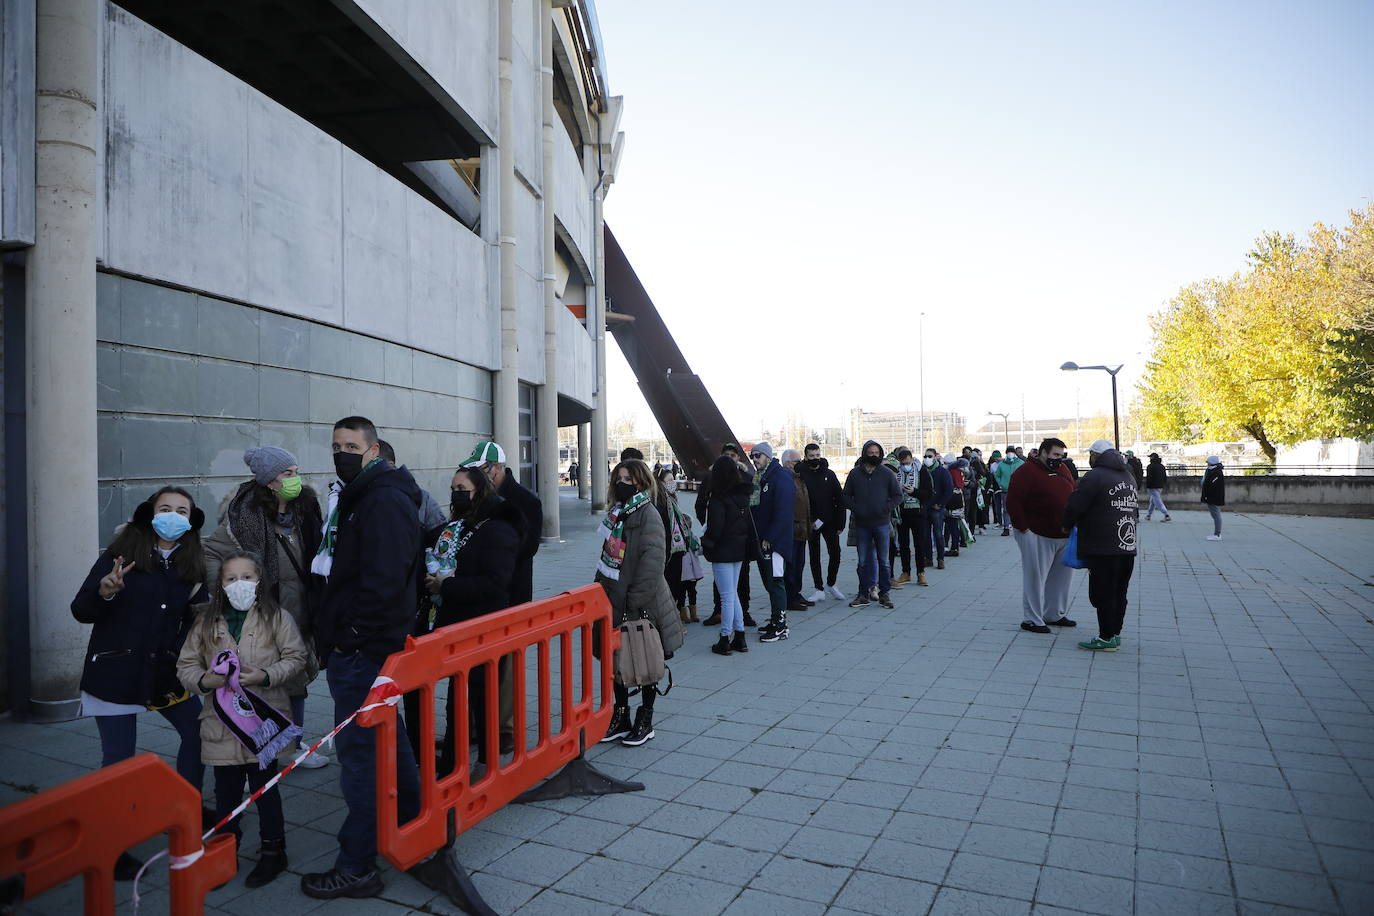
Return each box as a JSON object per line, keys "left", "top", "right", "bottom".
{"left": 621, "top": 706, "right": 656, "bottom": 747}
{"left": 600, "top": 705, "right": 632, "bottom": 743}
{"left": 730, "top": 631, "right": 749, "bottom": 653}
{"left": 742, "top": 609, "right": 758, "bottom": 628}
{"left": 711, "top": 635, "right": 732, "bottom": 655}
{"left": 245, "top": 838, "right": 288, "bottom": 889}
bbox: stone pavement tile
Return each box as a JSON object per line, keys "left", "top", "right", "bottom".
{"left": 670, "top": 840, "right": 772, "bottom": 886}
{"left": 1136, "top": 794, "right": 1219, "bottom": 829}
{"left": 703, "top": 813, "right": 799, "bottom": 854}
{"left": 673, "top": 780, "right": 756, "bottom": 813}
{"left": 1051, "top": 808, "right": 1137, "bottom": 846}
{"left": 996, "top": 755, "right": 1069, "bottom": 784}
{"left": 1223, "top": 829, "right": 1324, "bottom": 874}
{"left": 1138, "top": 820, "right": 1227, "bottom": 858}
{"left": 985, "top": 775, "right": 1063, "bottom": 808}
{"left": 1217, "top": 805, "right": 1309, "bottom": 840}
{"left": 703, "top": 760, "right": 783, "bottom": 789}
{"left": 1058, "top": 785, "right": 1128, "bottom": 815}
{"left": 631, "top": 871, "right": 739, "bottom": 916}
{"left": 831, "top": 777, "right": 911, "bottom": 810}
{"left": 903, "top": 787, "right": 983, "bottom": 820}
{"left": 852, "top": 755, "right": 930, "bottom": 785}
{"left": 730, "top": 742, "right": 804, "bottom": 769}
{"left": 551, "top": 855, "right": 660, "bottom": 906}
{"left": 466, "top": 871, "right": 542, "bottom": 913}
{"left": 1034, "top": 866, "right": 1134, "bottom": 915}
{"left": 806, "top": 799, "right": 894, "bottom": 837}
{"left": 637, "top": 772, "right": 697, "bottom": 801}
{"left": 790, "top": 749, "right": 863, "bottom": 777}
{"left": 919, "top": 765, "right": 995, "bottom": 796}
{"left": 1214, "top": 781, "right": 1298, "bottom": 812}
{"left": 637, "top": 802, "right": 731, "bottom": 841}
{"left": 1231, "top": 863, "right": 1341, "bottom": 912}
{"left": 477, "top": 840, "right": 590, "bottom": 888}
{"left": 521, "top": 812, "right": 628, "bottom": 854}
{"left": 765, "top": 769, "right": 845, "bottom": 798}
{"left": 735, "top": 789, "right": 820, "bottom": 824}
{"left": 1005, "top": 738, "right": 1071, "bottom": 762}
{"left": 1135, "top": 882, "right": 1237, "bottom": 916}
{"left": 746, "top": 853, "right": 850, "bottom": 903}
{"left": 602, "top": 827, "right": 698, "bottom": 869}
{"left": 831, "top": 869, "right": 939, "bottom": 916}
{"left": 1319, "top": 843, "right": 1374, "bottom": 881}
{"left": 1044, "top": 835, "right": 1135, "bottom": 876}
{"left": 882, "top": 811, "right": 972, "bottom": 850}
{"left": 719, "top": 888, "right": 825, "bottom": 916}
{"left": 974, "top": 797, "right": 1056, "bottom": 833}
{"left": 780, "top": 825, "right": 874, "bottom": 867}
{"left": 512, "top": 888, "right": 612, "bottom": 915}
{"left": 930, "top": 886, "right": 1033, "bottom": 915}
{"left": 1306, "top": 814, "right": 1374, "bottom": 851}
{"left": 1139, "top": 752, "right": 1210, "bottom": 778}
{"left": 958, "top": 823, "right": 1050, "bottom": 865}
{"left": 1135, "top": 848, "right": 1233, "bottom": 895}
{"left": 1334, "top": 879, "right": 1374, "bottom": 915}
{"left": 859, "top": 836, "right": 952, "bottom": 884}
{"left": 944, "top": 851, "right": 1041, "bottom": 901}
{"left": 652, "top": 752, "right": 725, "bottom": 778}
{"left": 578, "top": 790, "right": 666, "bottom": 827}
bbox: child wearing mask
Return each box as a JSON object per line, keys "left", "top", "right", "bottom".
{"left": 178, "top": 550, "right": 307, "bottom": 888}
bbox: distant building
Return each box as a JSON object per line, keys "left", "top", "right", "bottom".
{"left": 848, "top": 409, "right": 965, "bottom": 454}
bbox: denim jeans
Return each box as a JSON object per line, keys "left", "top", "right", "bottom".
{"left": 1146, "top": 489, "right": 1168, "bottom": 518}
{"left": 327, "top": 651, "right": 421, "bottom": 876}
{"left": 925, "top": 507, "right": 946, "bottom": 562}
{"left": 1207, "top": 504, "right": 1222, "bottom": 535}
{"left": 95, "top": 695, "right": 205, "bottom": 793}
{"left": 712, "top": 561, "right": 744, "bottom": 636}
{"left": 993, "top": 491, "right": 1009, "bottom": 529}
{"left": 853, "top": 524, "right": 892, "bottom": 594}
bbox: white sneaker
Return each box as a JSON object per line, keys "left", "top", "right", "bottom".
{"left": 826, "top": 585, "right": 846, "bottom": 600}
{"left": 1206, "top": 534, "right": 1222, "bottom": 541}
{"left": 805, "top": 589, "right": 827, "bottom": 603}
{"left": 298, "top": 748, "right": 331, "bottom": 768}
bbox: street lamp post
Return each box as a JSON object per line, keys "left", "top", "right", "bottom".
{"left": 1060, "top": 362, "right": 1124, "bottom": 449}
{"left": 988, "top": 411, "right": 1010, "bottom": 449}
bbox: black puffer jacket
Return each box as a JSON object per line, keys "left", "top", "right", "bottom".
{"left": 1062, "top": 449, "right": 1139, "bottom": 557}
{"left": 72, "top": 547, "right": 209, "bottom": 706}
{"left": 702, "top": 477, "right": 758, "bottom": 564}
{"left": 796, "top": 457, "right": 847, "bottom": 531}
{"left": 498, "top": 473, "right": 542, "bottom": 606}
{"left": 1145, "top": 457, "right": 1168, "bottom": 490}
{"left": 1202, "top": 464, "right": 1225, "bottom": 506}
{"left": 431, "top": 497, "right": 525, "bottom": 628}
{"left": 316, "top": 460, "right": 423, "bottom": 665}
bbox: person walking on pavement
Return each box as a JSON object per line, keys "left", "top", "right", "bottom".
{"left": 701, "top": 455, "right": 759, "bottom": 656}
{"left": 924, "top": 447, "right": 953, "bottom": 569}
{"left": 1063, "top": 439, "right": 1138, "bottom": 652}
{"left": 303, "top": 416, "right": 422, "bottom": 900}
{"left": 1144, "top": 452, "right": 1171, "bottom": 521}
{"left": 697, "top": 442, "right": 754, "bottom": 628}
{"left": 798, "top": 443, "right": 847, "bottom": 601}
{"left": 843, "top": 440, "right": 901, "bottom": 608}
{"left": 780, "top": 450, "right": 815, "bottom": 611}
{"left": 749, "top": 442, "right": 796, "bottom": 642}
{"left": 893, "top": 448, "right": 929, "bottom": 587}
{"left": 1202, "top": 455, "right": 1226, "bottom": 540}
{"left": 1005, "top": 437, "right": 1078, "bottom": 635}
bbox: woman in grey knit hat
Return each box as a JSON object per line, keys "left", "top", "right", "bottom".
{"left": 203, "top": 446, "right": 329, "bottom": 766}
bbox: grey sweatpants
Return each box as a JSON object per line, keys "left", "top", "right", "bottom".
{"left": 1146, "top": 489, "right": 1168, "bottom": 518}
{"left": 1014, "top": 529, "right": 1073, "bottom": 626}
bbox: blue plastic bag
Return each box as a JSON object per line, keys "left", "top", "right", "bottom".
{"left": 1062, "top": 528, "right": 1087, "bottom": 569}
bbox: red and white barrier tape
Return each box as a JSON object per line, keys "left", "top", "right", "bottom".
{"left": 132, "top": 676, "right": 402, "bottom": 911}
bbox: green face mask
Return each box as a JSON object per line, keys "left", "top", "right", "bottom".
{"left": 277, "top": 475, "right": 303, "bottom": 501}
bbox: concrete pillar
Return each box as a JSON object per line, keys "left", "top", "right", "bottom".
{"left": 589, "top": 178, "right": 608, "bottom": 511}
{"left": 493, "top": 0, "right": 518, "bottom": 452}
{"left": 577, "top": 422, "right": 590, "bottom": 500}
{"left": 536, "top": 0, "right": 559, "bottom": 538}
{"left": 25, "top": 0, "right": 99, "bottom": 720}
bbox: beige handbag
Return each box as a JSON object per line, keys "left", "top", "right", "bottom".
{"left": 616, "top": 615, "right": 665, "bottom": 688}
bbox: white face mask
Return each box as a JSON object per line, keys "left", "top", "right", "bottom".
{"left": 224, "top": 579, "right": 258, "bottom": 612}
{"left": 923, "top": 456, "right": 936, "bottom": 467}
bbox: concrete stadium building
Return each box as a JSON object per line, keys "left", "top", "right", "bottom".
{"left": 0, "top": 0, "right": 623, "bottom": 717}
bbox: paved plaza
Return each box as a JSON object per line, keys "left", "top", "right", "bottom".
{"left": 3, "top": 491, "right": 1374, "bottom": 915}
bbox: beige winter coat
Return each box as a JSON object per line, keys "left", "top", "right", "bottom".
{"left": 176, "top": 606, "right": 308, "bottom": 766}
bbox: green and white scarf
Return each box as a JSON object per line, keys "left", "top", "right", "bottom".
{"left": 666, "top": 498, "right": 701, "bottom": 555}
{"left": 596, "top": 490, "right": 652, "bottom": 580}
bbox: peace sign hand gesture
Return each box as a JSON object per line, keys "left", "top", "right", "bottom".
{"left": 98, "top": 556, "right": 136, "bottom": 599}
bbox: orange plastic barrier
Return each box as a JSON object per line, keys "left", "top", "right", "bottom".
{"left": 359, "top": 584, "right": 618, "bottom": 869}
{"left": 0, "top": 754, "right": 236, "bottom": 915}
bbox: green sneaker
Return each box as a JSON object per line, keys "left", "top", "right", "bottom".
{"left": 1077, "top": 636, "right": 1120, "bottom": 652}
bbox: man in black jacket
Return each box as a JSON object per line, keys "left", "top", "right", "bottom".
{"left": 1062, "top": 439, "right": 1139, "bottom": 653}
{"left": 303, "top": 416, "right": 422, "bottom": 900}
{"left": 1144, "top": 452, "right": 1171, "bottom": 521}
{"left": 798, "top": 443, "right": 847, "bottom": 601}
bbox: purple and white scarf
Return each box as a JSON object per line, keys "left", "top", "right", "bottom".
{"left": 211, "top": 649, "right": 301, "bottom": 769}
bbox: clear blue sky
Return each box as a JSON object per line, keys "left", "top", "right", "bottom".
{"left": 596, "top": 0, "right": 1374, "bottom": 446}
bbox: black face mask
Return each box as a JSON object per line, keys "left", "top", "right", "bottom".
{"left": 614, "top": 481, "right": 638, "bottom": 504}
{"left": 1045, "top": 457, "right": 1063, "bottom": 470}
{"left": 806, "top": 458, "right": 821, "bottom": 468}
{"left": 450, "top": 490, "right": 473, "bottom": 517}
{"left": 862, "top": 455, "right": 881, "bottom": 467}
{"left": 334, "top": 451, "right": 366, "bottom": 484}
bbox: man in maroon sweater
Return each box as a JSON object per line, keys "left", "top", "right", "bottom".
{"left": 1005, "top": 437, "right": 1079, "bottom": 634}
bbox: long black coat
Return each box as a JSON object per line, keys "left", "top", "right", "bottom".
{"left": 72, "top": 549, "right": 209, "bottom": 706}
{"left": 1202, "top": 465, "right": 1226, "bottom": 506}
{"left": 431, "top": 498, "right": 524, "bottom": 628}
{"left": 796, "top": 458, "right": 847, "bottom": 531}
{"left": 701, "top": 481, "right": 758, "bottom": 564}
{"left": 498, "top": 473, "right": 542, "bottom": 605}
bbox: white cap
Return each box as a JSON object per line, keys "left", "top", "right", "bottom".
{"left": 1207, "top": 455, "right": 1220, "bottom": 465}
{"left": 1088, "top": 439, "right": 1113, "bottom": 454}
{"left": 942, "top": 452, "right": 956, "bottom": 464}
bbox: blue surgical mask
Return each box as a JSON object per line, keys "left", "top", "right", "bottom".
{"left": 152, "top": 511, "right": 192, "bottom": 541}
{"left": 901, "top": 463, "right": 913, "bottom": 470}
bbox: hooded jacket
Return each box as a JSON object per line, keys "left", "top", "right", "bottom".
{"left": 315, "top": 460, "right": 423, "bottom": 665}
{"left": 1006, "top": 458, "right": 1076, "bottom": 538}
{"left": 993, "top": 454, "right": 1024, "bottom": 490}
{"left": 1145, "top": 456, "right": 1168, "bottom": 490}
{"left": 843, "top": 441, "right": 902, "bottom": 528}
{"left": 1125, "top": 454, "right": 1145, "bottom": 488}
{"left": 751, "top": 458, "right": 796, "bottom": 552}
{"left": 702, "top": 473, "right": 758, "bottom": 564}
{"left": 1202, "top": 464, "right": 1226, "bottom": 506}
{"left": 1062, "top": 448, "right": 1138, "bottom": 557}
{"left": 796, "top": 457, "right": 846, "bottom": 531}
{"left": 929, "top": 460, "right": 954, "bottom": 509}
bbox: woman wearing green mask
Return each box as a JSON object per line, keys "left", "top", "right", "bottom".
{"left": 203, "top": 446, "right": 327, "bottom": 766}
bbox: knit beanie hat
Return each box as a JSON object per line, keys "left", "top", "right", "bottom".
{"left": 1207, "top": 455, "right": 1221, "bottom": 466}
{"left": 1088, "top": 439, "right": 1113, "bottom": 454}
{"left": 243, "top": 446, "right": 297, "bottom": 485}
{"left": 990, "top": 450, "right": 1002, "bottom": 459}
{"left": 752, "top": 442, "right": 774, "bottom": 460}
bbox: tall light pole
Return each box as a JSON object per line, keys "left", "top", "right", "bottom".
{"left": 988, "top": 411, "right": 1010, "bottom": 450}
{"left": 918, "top": 312, "right": 926, "bottom": 453}
{"left": 1060, "top": 362, "right": 1124, "bottom": 448}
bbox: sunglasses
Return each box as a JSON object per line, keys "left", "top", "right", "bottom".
{"left": 750, "top": 453, "right": 764, "bottom": 460}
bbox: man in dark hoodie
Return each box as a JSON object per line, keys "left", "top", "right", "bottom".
{"left": 842, "top": 440, "right": 901, "bottom": 608}
{"left": 749, "top": 442, "right": 795, "bottom": 642}
{"left": 1063, "top": 439, "right": 1138, "bottom": 652}
{"left": 1144, "top": 452, "right": 1171, "bottom": 522}
{"left": 303, "top": 416, "right": 422, "bottom": 900}
{"left": 798, "top": 443, "right": 847, "bottom": 601}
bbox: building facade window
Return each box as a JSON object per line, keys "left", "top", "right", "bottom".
{"left": 519, "top": 383, "right": 537, "bottom": 492}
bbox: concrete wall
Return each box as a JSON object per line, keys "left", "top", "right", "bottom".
{"left": 554, "top": 128, "right": 592, "bottom": 265}
{"left": 1159, "top": 476, "right": 1374, "bottom": 519}
{"left": 96, "top": 273, "right": 492, "bottom": 538}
